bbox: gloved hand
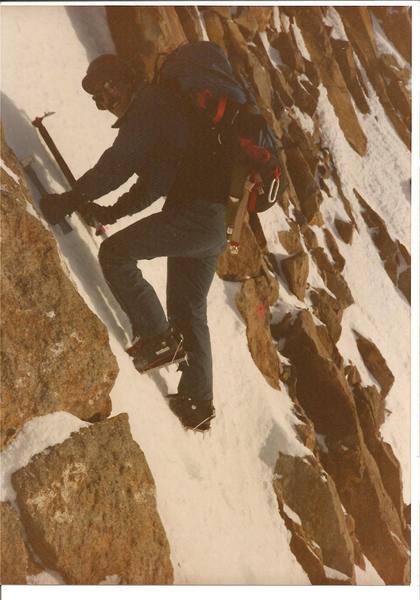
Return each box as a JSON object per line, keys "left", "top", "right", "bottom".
{"left": 39, "top": 191, "right": 81, "bottom": 225}
{"left": 84, "top": 202, "right": 119, "bottom": 225}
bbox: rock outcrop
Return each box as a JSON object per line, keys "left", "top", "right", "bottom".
{"left": 0, "top": 501, "right": 41, "bottom": 584}
{"left": 105, "top": 4, "right": 411, "bottom": 585}
{"left": 11, "top": 414, "right": 174, "bottom": 585}
{"left": 273, "top": 454, "right": 356, "bottom": 584}
{"left": 0, "top": 129, "right": 119, "bottom": 449}
{"left": 356, "top": 189, "right": 411, "bottom": 303}
{"left": 2, "top": 4, "right": 410, "bottom": 587}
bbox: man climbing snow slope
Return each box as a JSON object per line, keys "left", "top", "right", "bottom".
{"left": 39, "top": 47, "right": 245, "bottom": 432}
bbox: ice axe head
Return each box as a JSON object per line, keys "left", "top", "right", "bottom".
{"left": 32, "top": 111, "right": 55, "bottom": 129}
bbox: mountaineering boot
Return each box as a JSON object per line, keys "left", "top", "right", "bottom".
{"left": 127, "top": 327, "right": 186, "bottom": 373}
{"left": 166, "top": 394, "right": 215, "bottom": 431}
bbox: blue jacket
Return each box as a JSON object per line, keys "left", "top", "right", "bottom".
{"left": 74, "top": 83, "right": 194, "bottom": 213}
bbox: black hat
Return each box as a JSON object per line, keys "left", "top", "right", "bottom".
{"left": 82, "top": 54, "right": 135, "bottom": 93}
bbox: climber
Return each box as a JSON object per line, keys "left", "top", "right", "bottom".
{"left": 39, "top": 53, "right": 235, "bottom": 432}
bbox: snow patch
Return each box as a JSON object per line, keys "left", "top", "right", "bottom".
{"left": 26, "top": 570, "right": 64, "bottom": 584}
{"left": 322, "top": 7, "right": 348, "bottom": 41}
{"left": 283, "top": 503, "right": 302, "bottom": 526}
{"left": 371, "top": 14, "right": 410, "bottom": 72}
{"left": 99, "top": 575, "right": 121, "bottom": 585}
{"left": 259, "top": 31, "right": 283, "bottom": 69}
{"left": 0, "top": 158, "right": 20, "bottom": 183}
{"left": 0, "top": 413, "right": 90, "bottom": 503}
{"left": 324, "top": 565, "right": 349, "bottom": 581}
{"left": 355, "top": 556, "right": 386, "bottom": 585}
{"left": 291, "top": 22, "right": 311, "bottom": 61}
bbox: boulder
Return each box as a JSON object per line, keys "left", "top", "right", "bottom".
{"left": 310, "top": 288, "right": 343, "bottom": 343}
{"left": 278, "top": 225, "right": 303, "bottom": 255}
{"left": 0, "top": 130, "right": 118, "bottom": 449}
{"left": 0, "top": 502, "right": 41, "bottom": 584}
{"left": 274, "top": 453, "right": 355, "bottom": 581}
{"left": 310, "top": 248, "right": 354, "bottom": 309}
{"left": 175, "top": 6, "right": 203, "bottom": 42}
{"left": 283, "top": 146, "right": 323, "bottom": 224}
{"left": 217, "top": 219, "right": 264, "bottom": 281}
{"left": 334, "top": 218, "right": 354, "bottom": 245}
{"left": 236, "top": 275, "right": 281, "bottom": 389}
{"left": 330, "top": 38, "right": 369, "bottom": 114}
{"left": 283, "top": 311, "right": 361, "bottom": 440}
{"left": 281, "top": 251, "right": 309, "bottom": 301}
{"left": 12, "top": 414, "right": 174, "bottom": 585}
{"left": 323, "top": 228, "right": 346, "bottom": 272}
{"left": 354, "top": 332, "right": 395, "bottom": 398}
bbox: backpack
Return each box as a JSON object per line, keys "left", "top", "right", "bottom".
{"left": 155, "top": 41, "right": 287, "bottom": 253}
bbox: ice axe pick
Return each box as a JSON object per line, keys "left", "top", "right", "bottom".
{"left": 32, "top": 112, "right": 107, "bottom": 239}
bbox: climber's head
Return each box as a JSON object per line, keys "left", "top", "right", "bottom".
{"left": 82, "top": 54, "right": 136, "bottom": 118}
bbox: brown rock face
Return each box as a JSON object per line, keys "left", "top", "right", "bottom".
{"left": 106, "top": 6, "right": 187, "bottom": 80}
{"left": 288, "top": 7, "right": 368, "bottom": 156}
{"left": 353, "top": 384, "right": 406, "bottom": 529}
{"left": 281, "top": 251, "right": 309, "bottom": 301}
{"left": 356, "top": 189, "right": 410, "bottom": 303}
{"left": 274, "top": 454, "right": 355, "bottom": 582}
{"left": 0, "top": 502, "right": 41, "bottom": 584}
{"left": 354, "top": 332, "right": 395, "bottom": 398}
{"left": 282, "top": 311, "right": 410, "bottom": 583}
{"left": 0, "top": 131, "right": 117, "bottom": 449}
{"left": 311, "top": 247, "right": 354, "bottom": 310}
{"left": 12, "top": 414, "right": 174, "bottom": 585}
{"left": 371, "top": 6, "right": 411, "bottom": 63}
{"left": 337, "top": 7, "right": 410, "bottom": 149}
{"left": 278, "top": 225, "right": 304, "bottom": 255}
{"left": 310, "top": 289, "right": 343, "bottom": 343}
{"left": 283, "top": 311, "right": 360, "bottom": 439}
{"left": 330, "top": 38, "right": 369, "bottom": 115}
{"left": 236, "top": 274, "right": 281, "bottom": 389}
{"left": 283, "top": 146, "right": 323, "bottom": 224}
{"left": 175, "top": 6, "right": 203, "bottom": 43}
{"left": 335, "top": 218, "right": 354, "bottom": 245}
{"left": 217, "top": 220, "right": 264, "bottom": 281}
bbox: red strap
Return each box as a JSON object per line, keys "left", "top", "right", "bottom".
{"left": 213, "top": 96, "right": 227, "bottom": 124}
{"left": 239, "top": 137, "right": 271, "bottom": 163}
{"left": 197, "top": 89, "right": 212, "bottom": 109}
{"left": 247, "top": 176, "right": 258, "bottom": 212}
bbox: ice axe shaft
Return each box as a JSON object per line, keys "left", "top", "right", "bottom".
{"left": 32, "top": 113, "right": 107, "bottom": 238}
{"left": 23, "top": 157, "right": 72, "bottom": 235}
{"left": 33, "top": 114, "right": 77, "bottom": 188}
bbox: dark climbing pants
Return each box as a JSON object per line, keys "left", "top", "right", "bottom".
{"left": 98, "top": 200, "right": 227, "bottom": 402}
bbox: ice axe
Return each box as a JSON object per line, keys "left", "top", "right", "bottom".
{"left": 32, "top": 112, "right": 107, "bottom": 239}
{"left": 22, "top": 156, "right": 72, "bottom": 235}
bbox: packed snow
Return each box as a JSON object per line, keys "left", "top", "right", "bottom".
{"left": 0, "top": 3, "right": 412, "bottom": 590}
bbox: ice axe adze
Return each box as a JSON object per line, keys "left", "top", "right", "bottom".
{"left": 23, "top": 156, "right": 73, "bottom": 235}
{"left": 32, "top": 112, "right": 107, "bottom": 239}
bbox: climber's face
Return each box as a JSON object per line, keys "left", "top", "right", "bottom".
{"left": 91, "top": 79, "right": 134, "bottom": 118}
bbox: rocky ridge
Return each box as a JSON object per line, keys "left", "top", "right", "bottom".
{"left": 106, "top": 5, "right": 411, "bottom": 584}
{"left": 0, "top": 134, "right": 173, "bottom": 583}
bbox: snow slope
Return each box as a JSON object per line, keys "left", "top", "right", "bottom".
{"left": 1, "top": 5, "right": 310, "bottom": 585}
{"left": 1, "top": 4, "right": 410, "bottom": 587}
